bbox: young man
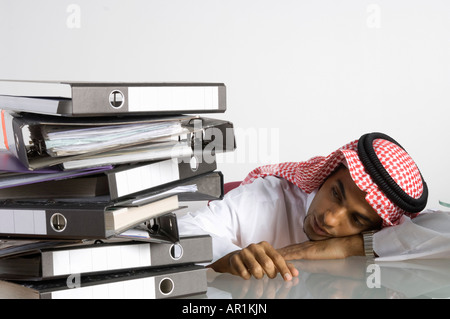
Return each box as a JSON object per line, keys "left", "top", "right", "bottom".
{"left": 178, "top": 132, "right": 428, "bottom": 281}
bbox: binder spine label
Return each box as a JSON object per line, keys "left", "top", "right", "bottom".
{"left": 0, "top": 209, "right": 47, "bottom": 235}
{"left": 114, "top": 159, "right": 180, "bottom": 198}
{"left": 128, "top": 86, "right": 219, "bottom": 112}
{"left": 47, "top": 244, "right": 152, "bottom": 277}
{"left": 49, "top": 277, "right": 156, "bottom": 299}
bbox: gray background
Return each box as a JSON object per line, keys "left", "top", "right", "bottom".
{"left": 1, "top": 0, "right": 449, "bottom": 209}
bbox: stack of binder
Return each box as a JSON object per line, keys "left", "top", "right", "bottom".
{"left": 0, "top": 80, "right": 236, "bottom": 299}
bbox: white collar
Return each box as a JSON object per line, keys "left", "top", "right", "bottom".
{"left": 305, "top": 189, "right": 317, "bottom": 214}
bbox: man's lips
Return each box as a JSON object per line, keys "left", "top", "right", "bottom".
{"left": 311, "top": 216, "right": 330, "bottom": 237}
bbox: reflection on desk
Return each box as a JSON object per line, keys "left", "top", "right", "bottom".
{"left": 205, "top": 257, "right": 450, "bottom": 299}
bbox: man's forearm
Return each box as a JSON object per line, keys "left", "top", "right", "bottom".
{"left": 277, "top": 234, "right": 365, "bottom": 260}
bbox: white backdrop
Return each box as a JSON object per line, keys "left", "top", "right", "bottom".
{"left": 1, "top": 0, "right": 449, "bottom": 209}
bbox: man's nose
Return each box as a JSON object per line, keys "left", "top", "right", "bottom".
{"left": 323, "top": 208, "right": 347, "bottom": 227}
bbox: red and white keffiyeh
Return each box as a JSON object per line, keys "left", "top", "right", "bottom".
{"left": 241, "top": 133, "right": 427, "bottom": 227}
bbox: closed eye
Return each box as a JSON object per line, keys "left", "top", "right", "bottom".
{"left": 332, "top": 186, "right": 342, "bottom": 202}
{"left": 352, "top": 213, "right": 371, "bottom": 228}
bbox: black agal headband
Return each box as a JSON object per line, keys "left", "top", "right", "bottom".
{"left": 357, "top": 132, "right": 428, "bottom": 213}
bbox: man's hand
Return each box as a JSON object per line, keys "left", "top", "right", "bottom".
{"left": 277, "top": 234, "right": 365, "bottom": 261}
{"left": 208, "top": 235, "right": 364, "bottom": 281}
{"left": 207, "top": 241, "right": 299, "bottom": 281}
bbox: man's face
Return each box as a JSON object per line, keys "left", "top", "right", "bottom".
{"left": 304, "top": 166, "right": 383, "bottom": 241}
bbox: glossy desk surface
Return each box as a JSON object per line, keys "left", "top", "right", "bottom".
{"left": 204, "top": 257, "right": 450, "bottom": 299}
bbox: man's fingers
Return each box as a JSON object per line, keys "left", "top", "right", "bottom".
{"left": 254, "top": 253, "right": 278, "bottom": 279}
{"left": 228, "top": 252, "right": 251, "bottom": 280}
{"left": 241, "top": 245, "right": 266, "bottom": 279}
{"left": 265, "top": 247, "right": 298, "bottom": 281}
{"left": 252, "top": 241, "right": 298, "bottom": 281}
{"left": 247, "top": 242, "right": 282, "bottom": 279}
{"left": 287, "top": 262, "right": 299, "bottom": 278}
{"left": 228, "top": 242, "right": 300, "bottom": 281}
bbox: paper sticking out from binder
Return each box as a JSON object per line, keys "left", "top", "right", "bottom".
{"left": 0, "top": 110, "right": 236, "bottom": 170}
{"left": 116, "top": 212, "right": 180, "bottom": 244}
{"left": 42, "top": 121, "right": 187, "bottom": 157}
{"left": 125, "top": 185, "right": 198, "bottom": 206}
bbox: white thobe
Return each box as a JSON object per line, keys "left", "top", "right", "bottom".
{"left": 178, "top": 176, "right": 312, "bottom": 262}
{"left": 178, "top": 176, "right": 450, "bottom": 262}
{"left": 374, "top": 211, "right": 450, "bottom": 261}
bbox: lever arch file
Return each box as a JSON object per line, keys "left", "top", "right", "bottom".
{"left": 0, "top": 235, "right": 212, "bottom": 280}
{"left": 0, "top": 80, "right": 226, "bottom": 116}
{"left": 0, "top": 110, "right": 236, "bottom": 170}
{"left": 0, "top": 195, "right": 179, "bottom": 239}
{"left": 0, "top": 158, "right": 218, "bottom": 201}
{"left": 0, "top": 264, "right": 207, "bottom": 299}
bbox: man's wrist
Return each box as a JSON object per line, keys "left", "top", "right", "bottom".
{"left": 362, "top": 230, "right": 377, "bottom": 258}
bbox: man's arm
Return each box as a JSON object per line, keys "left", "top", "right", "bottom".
{"left": 277, "top": 235, "right": 365, "bottom": 260}
{"left": 208, "top": 235, "right": 364, "bottom": 281}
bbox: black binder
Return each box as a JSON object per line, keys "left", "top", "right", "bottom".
{"left": 0, "top": 110, "right": 236, "bottom": 170}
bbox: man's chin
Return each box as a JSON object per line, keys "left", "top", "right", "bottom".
{"left": 308, "top": 234, "right": 330, "bottom": 241}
